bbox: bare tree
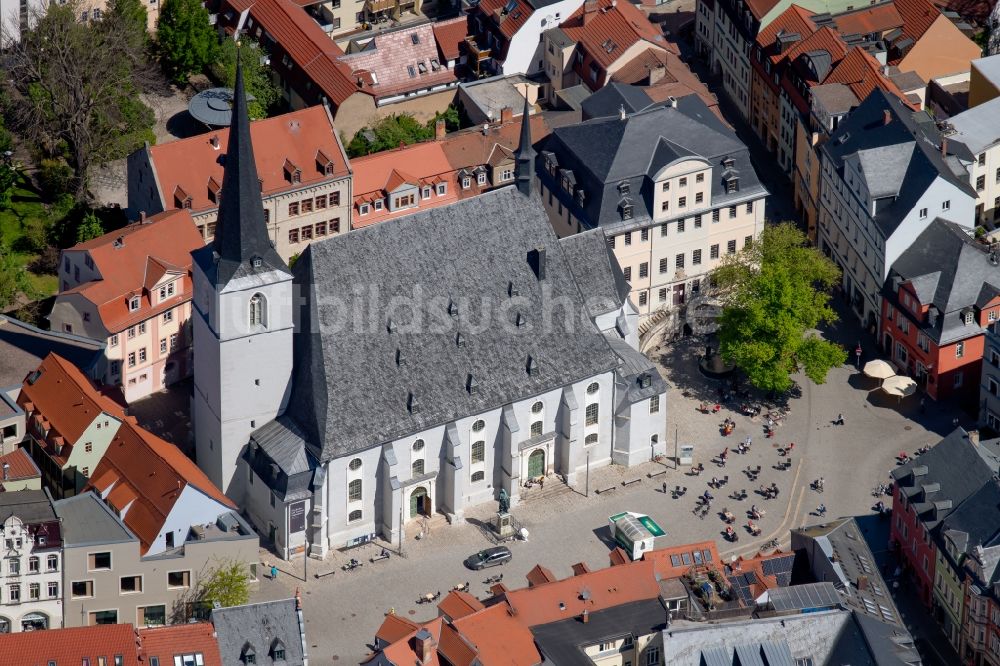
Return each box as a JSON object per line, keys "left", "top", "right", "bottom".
{"left": 5, "top": 0, "right": 154, "bottom": 201}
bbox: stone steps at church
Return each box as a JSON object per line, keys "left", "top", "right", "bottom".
{"left": 519, "top": 476, "right": 573, "bottom": 504}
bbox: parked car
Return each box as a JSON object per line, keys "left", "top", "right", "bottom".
{"left": 464, "top": 546, "right": 512, "bottom": 570}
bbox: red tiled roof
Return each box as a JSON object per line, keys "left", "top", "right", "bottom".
{"left": 451, "top": 603, "right": 541, "bottom": 665}
{"left": 226, "top": 0, "right": 360, "bottom": 105}
{"left": 525, "top": 563, "right": 558, "bottom": 587}
{"left": 504, "top": 559, "right": 660, "bottom": 626}
{"left": 824, "top": 46, "right": 917, "bottom": 108}
{"left": 745, "top": 0, "right": 783, "bottom": 20}
{"left": 755, "top": 5, "right": 815, "bottom": 55}
{"left": 17, "top": 353, "right": 127, "bottom": 448}
{"left": 0, "top": 624, "right": 140, "bottom": 664}
{"left": 88, "top": 420, "right": 235, "bottom": 553}
{"left": 437, "top": 590, "right": 485, "bottom": 620}
{"left": 139, "top": 623, "right": 223, "bottom": 666}
{"left": 782, "top": 25, "right": 848, "bottom": 69}
{"left": 437, "top": 623, "right": 479, "bottom": 666}
{"left": 375, "top": 613, "right": 421, "bottom": 645}
{"left": 610, "top": 47, "right": 673, "bottom": 84}
{"left": 478, "top": 0, "right": 533, "bottom": 40}
{"left": 641, "top": 50, "right": 724, "bottom": 122}
{"left": 440, "top": 114, "right": 550, "bottom": 170}
{"left": 339, "top": 23, "right": 457, "bottom": 100}
{"left": 60, "top": 210, "right": 203, "bottom": 334}
{"left": 895, "top": 0, "right": 941, "bottom": 40}
{"left": 433, "top": 16, "right": 470, "bottom": 62}
{"left": 561, "top": 0, "right": 667, "bottom": 70}
{"left": 149, "top": 106, "right": 348, "bottom": 216}
{"left": 643, "top": 540, "right": 721, "bottom": 579}
{"left": 831, "top": 3, "right": 903, "bottom": 36}
{"left": 0, "top": 447, "right": 41, "bottom": 481}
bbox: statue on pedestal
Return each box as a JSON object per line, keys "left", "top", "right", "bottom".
{"left": 498, "top": 488, "right": 510, "bottom": 514}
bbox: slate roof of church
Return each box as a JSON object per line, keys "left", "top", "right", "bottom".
{"left": 212, "top": 599, "right": 304, "bottom": 666}
{"left": 287, "top": 186, "right": 627, "bottom": 461}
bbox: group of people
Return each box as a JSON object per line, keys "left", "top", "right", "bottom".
{"left": 760, "top": 482, "right": 780, "bottom": 499}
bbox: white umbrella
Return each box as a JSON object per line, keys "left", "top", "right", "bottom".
{"left": 863, "top": 359, "right": 896, "bottom": 381}
{"left": 882, "top": 375, "right": 917, "bottom": 400}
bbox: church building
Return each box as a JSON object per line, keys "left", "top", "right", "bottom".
{"left": 191, "top": 60, "right": 667, "bottom": 559}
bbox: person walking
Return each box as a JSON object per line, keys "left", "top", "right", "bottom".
{"left": 662, "top": 481, "right": 667, "bottom": 494}
{"left": 818, "top": 477, "right": 825, "bottom": 493}
{"left": 270, "top": 565, "right": 278, "bottom": 580}
{"left": 818, "top": 503, "right": 827, "bottom": 516}
{"left": 835, "top": 413, "right": 845, "bottom": 425}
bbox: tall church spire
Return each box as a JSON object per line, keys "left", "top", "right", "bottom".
{"left": 515, "top": 93, "right": 536, "bottom": 197}
{"left": 211, "top": 49, "right": 286, "bottom": 286}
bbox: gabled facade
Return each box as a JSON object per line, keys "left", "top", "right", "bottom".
{"left": 87, "top": 421, "right": 240, "bottom": 556}
{"left": 817, "top": 89, "right": 976, "bottom": 329}
{"left": 944, "top": 96, "right": 1000, "bottom": 227}
{"left": 127, "top": 105, "right": 352, "bottom": 263}
{"left": 467, "top": 0, "right": 586, "bottom": 76}
{"left": 982, "top": 325, "right": 1000, "bottom": 434}
{"left": 57, "top": 491, "right": 256, "bottom": 629}
{"left": 50, "top": 210, "right": 204, "bottom": 403}
{"left": 537, "top": 96, "right": 767, "bottom": 320}
{"left": 541, "top": 0, "right": 669, "bottom": 96}
{"left": 880, "top": 219, "right": 1000, "bottom": 401}
{"left": 0, "top": 489, "right": 62, "bottom": 633}
{"left": 16, "top": 353, "right": 127, "bottom": 499}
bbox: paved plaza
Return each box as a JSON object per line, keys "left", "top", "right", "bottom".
{"left": 249, "top": 328, "right": 965, "bottom": 663}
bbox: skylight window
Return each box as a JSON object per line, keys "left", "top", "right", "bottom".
{"left": 407, "top": 65, "right": 416, "bottom": 78}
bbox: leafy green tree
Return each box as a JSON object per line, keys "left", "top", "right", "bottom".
{"left": 429, "top": 105, "right": 461, "bottom": 133}
{"left": 196, "top": 559, "right": 251, "bottom": 609}
{"left": 157, "top": 0, "right": 219, "bottom": 84}
{"left": 0, "top": 244, "right": 35, "bottom": 310}
{"left": 712, "top": 223, "right": 847, "bottom": 394}
{"left": 75, "top": 212, "right": 104, "bottom": 243}
{"left": 0, "top": 165, "right": 16, "bottom": 210}
{"left": 346, "top": 114, "right": 434, "bottom": 157}
{"left": 212, "top": 39, "right": 280, "bottom": 120}
{"left": 109, "top": 0, "right": 149, "bottom": 50}
{"left": 6, "top": 1, "right": 155, "bottom": 201}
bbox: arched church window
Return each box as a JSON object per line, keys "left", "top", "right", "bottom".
{"left": 249, "top": 293, "right": 266, "bottom": 328}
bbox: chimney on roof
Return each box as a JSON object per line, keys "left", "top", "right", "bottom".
{"left": 668, "top": 96, "right": 677, "bottom": 108}
{"left": 435, "top": 118, "right": 446, "bottom": 140}
{"left": 414, "top": 628, "right": 436, "bottom": 662}
{"left": 482, "top": 123, "right": 490, "bottom": 136}
{"left": 501, "top": 106, "right": 513, "bottom": 123}
{"left": 969, "top": 429, "right": 980, "bottom": 446}
{"left": 619, "top": 104, "right": 626, "bottom": 120}
{"left": 857, "top": 575, "right": 869, "bottom": 591}
{"left": 941, "top": 138, "right": 948, "bottom": 157}
{"left": 883, "top": 109, "right": 892, "bottom": 126}
{"left": 139, "top": 211, "right": 147, "bottom": 224}
{"left": 581, "top": 609, "right": 590, "bottom": 623}
{"left": 2, "top": 463, "right": 8, "bottom": 480}
{"left": 210, "top": 135, "right": 220, "bottom": 150}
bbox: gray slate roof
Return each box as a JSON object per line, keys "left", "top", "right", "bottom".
{"left": 54, "top": 491, "right": 136, "bottom": 546}
{"left": 559, "top": 228, "right": 629, "bottom": 318}
{"left": 0, "top": 489, "right": 55, "bottom": 524}
{"left": 939, "top": 480, "right": 1000, "bottom": 586}
{"left": 581, "top": 82, "right": 654, "bottom": 121}
{"left": 821, "top": 89, "right": 976, "bottom": 239}
{"left": 890, "top": 427, "right": 999, "bottom": 531}
{"left": 884, "top": 219, "right": 1000, "bottom": 345}
{"left": 530, "top": 598, "right": 666, "bottom": 665}
{"left": 604, "top": 335, "right": 666, "bottom": 403}
{"left": 792, "top": 518, "right": 905, "bottom": 628}
{"left": 212, "top": 598, "right": 305, "bottom": 666}
{"left": 288, "top": 186, "right": 625, "bottom": 461}
{"left": 540, "top": 95, "right": 766, "bottom": 234}
{"left": 245, "top": 416, "right": 318, "bottom": 501}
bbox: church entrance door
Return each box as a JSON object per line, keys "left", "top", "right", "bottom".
{"left": 410, "top": 486, "right": 429, "bottom": 518}
{"left": 527, "top": 449, "right": 545, "bottom": 478}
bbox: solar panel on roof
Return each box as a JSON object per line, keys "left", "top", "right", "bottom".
{"left": 762, "top": 554, "right": 794, "bottom": 579}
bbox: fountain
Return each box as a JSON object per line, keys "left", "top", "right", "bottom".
{"left": 698, "top": 345, "right": 735, "bottom": 380}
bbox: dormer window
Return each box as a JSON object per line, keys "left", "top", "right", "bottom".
{"left": 316, "top": 149, "right": 336, "bottom": 176}
{"left": 283, "top": 159, "right": 302, "bottom": 184}
{"left": 173, "top": 186, "right": 192, "bottom": 210}
{"left": 722, "top": 157, "right": 735, "bottom": 169}
{"left": 617, "top": 181, "right": 630, "bottom": 195}
{"left": 620, "top": 199, "right": 633, "bottom": 220}
{"left": 240, "top": 643, "right": 256, "bottom": 665}
{"left": 965, "top": 311, "right": 975, "bottom": 325}
{"left": 270, "top": 639, "right": 286, "bottom": 662}
{"left": 128, "top": 296, "right": 140, "bottom": 312}
{"left": 208, "top": 177, "right": 222, "bottom": 204}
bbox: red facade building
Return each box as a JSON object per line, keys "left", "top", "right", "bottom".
{"left": 880, "top": 219, "right": 1000, "bottom": 402}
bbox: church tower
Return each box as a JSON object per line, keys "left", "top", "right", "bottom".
{"left": 191, "top": 55, "right": 294, "bottom": 496}
{"left": 515, "top": 93, "right": 536, "bottom": 197}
